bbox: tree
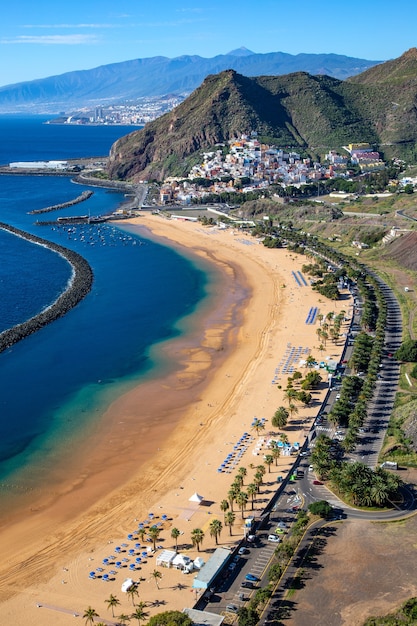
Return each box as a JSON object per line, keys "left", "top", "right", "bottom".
{"left": 251, "top": 418, "right": 265, "bottom": 436}
{"left": 247, "top": 483, "right": 257, "bottom": 509}
{"left": 131, "top": 602, "right": 149, "bottom": 625}
{"left": 270, "top": 441, "right": 281, "bottom": 466}
{"left": 209, "top": 519, "right": 223, "bottom": 544}
{"left": 126, "top": 584, "right": 139, "bottom": 606}
{"left": 236, "top": 491, "right": 249, "bottom": 519}
{"left": 395, "top": 340, "right": 417, "bottom": 362}
{"left": 151, "top": 569, "right": 162, "bottom": 589}
{"left": 83, "top": 607, "right": 99, "bottom": 626}
{"left": 191, "top": 528, "right": 205, "bottom": 551}
{"left": 284, "top": 388, "right": 298, "bottom": 406}
{"left": 268, "top": 562, "right": 282, "bottom": 583}
{"left": 288, "top": 402, "right": 298, "bottom": 419}
{"left": 171, "top": 527, "right": 180, "bottom": 550}
{"left": 225, "top": 511, "right": 235, "bottom": 535}
{"left": 228, "top": 487, "right": 238, "bottom": 512}
{"left": 264, "top": 454, "right": 274, "bottom": 472}
{"left": 237, "top": 466, "right": 247, "bottom": 484}
{"left": 105, "top": 594, "right": 120, "bottom": 618}
{"left": 148, "top": 525, "right": 162, "bottom": 550}
{"left": 147, "top": 611, "right": 193, "bottom": 626}
{"left": 308, "top": 500, "right": 333, "bottom": 519}
{"left": 220, "top": 499, "right": 229, "bottom": 522}
{"left": 237, "top": 606, "right": 260, "bottom": 626}
{"left": 117, "top": 614, "right": 131, "bottom": 625}
{"left": 272, "top": 406, "right": 289, "bottom": 429}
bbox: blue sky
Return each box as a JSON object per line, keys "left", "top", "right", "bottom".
{"left": 1, "top": 0, "right": 416, "bottom": 87}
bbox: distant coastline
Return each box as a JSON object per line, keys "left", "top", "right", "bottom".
{"left": 0, "top": 222, "right": 93, "bottom": 353}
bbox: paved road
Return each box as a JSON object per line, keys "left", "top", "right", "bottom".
{"left": 201, "top": 274, "right": 409, "bottom": 620}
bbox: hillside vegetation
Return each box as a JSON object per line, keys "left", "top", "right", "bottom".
{"left": 108, "top": 49, "right": 417, "bottom": 182}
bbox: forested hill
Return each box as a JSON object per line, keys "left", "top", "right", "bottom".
{"left": 107, "top": 49, "right": 417, "bottom": 182}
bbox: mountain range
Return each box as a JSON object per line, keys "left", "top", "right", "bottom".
{"left": 106, "top": 49, "right": 417, "bottom": 182}
{"left": 0, "top": 48, "right": 381, "bottom": 114}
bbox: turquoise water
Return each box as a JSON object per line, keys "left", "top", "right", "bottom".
{"left": 0, "top": 116, "right": 209, "bottom": 489}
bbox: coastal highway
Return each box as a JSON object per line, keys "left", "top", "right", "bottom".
{"left": 202, "top": 275, "right": 408, "bottom": 619}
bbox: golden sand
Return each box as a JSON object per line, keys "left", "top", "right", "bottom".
{"left": 0, "top": 216, "right": 350, "bottom": 625}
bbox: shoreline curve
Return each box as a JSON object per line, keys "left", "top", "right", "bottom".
{"left": 0, "top": 222, "right": 93, "bottom": 353}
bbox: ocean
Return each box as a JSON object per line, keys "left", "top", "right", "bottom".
{"left": 0, "top": 115, "right": 208, "bottom": 496}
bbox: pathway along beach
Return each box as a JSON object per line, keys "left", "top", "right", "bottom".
{"left": 0, "top": 215, "right": 350, "bottom": 625}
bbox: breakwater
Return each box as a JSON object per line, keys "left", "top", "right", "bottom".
{"left": 28, "top": 190, "right": 93, "bottom": 215}
{"left": 0, "top": 223, "right": 93, "bottom": 354}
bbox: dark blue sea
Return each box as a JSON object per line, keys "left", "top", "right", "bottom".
{"left": 0, "top": 115, "right": 208, "bottom": 494}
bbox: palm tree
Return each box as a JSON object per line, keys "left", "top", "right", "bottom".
{"left": 288, "top": 403, "right": 298, "bottom": 419}
{"left": 270, "top": 441, "right": 281, "bottom": 466}
{"left": 117, "top": 614, "right": 130, "bottom": 625}
{"left": 137, "top": 527, "right": 146, "bottom": 542}
{"left": 279, "top": 433, "right": 289, "bottom": 445}
{"left": 151, "top": 569, "right": 162, "bottom": 589}
{"left": 131, "top": 603, "right": 149, "bottom": 625}
{"left": 284, "top": 388, "right": 298, "bottom": 406}
{"left": 227, "top": 487, "right": 238, "bottom": 512}
{"left": 235, "top": 491, "right": 248, "bottom": 519}
{"left": 83, "top": 606, "right": 99, "bottom": 626}
{"left": 147, "top": 525, "right": 162, "bottom": 550}
{"left": 126, "top": 584, "right": 139, "bottom": 606}
{"left": 247, "top": 483, "right": 257, "bottom": 509}
{"left": 251, "top": 418, "right": 265, "bottom": 436}
{"left": 237, "top": 466, "right": 247, "bottom": 485}
{"left": 224, "top": 511, "right": 235, "bottom": 536}
{"left": 191, "top": 528, "right": 205, "bottom": 552}
{"left": 105, "top": 594, "right": 120, "bottom": 618}
{"left": 264, "top": 454, "right": 274, "bottom": 473}
{"left": 220, "top": 499, "right": 229, "bottom": 522}
{"left": 209, "top": 519, "right": 223, "bottom": 544}
{"left": 171, "top": 527, "right": 181, "bottom": 551}
{"left": 272, "top": 406, "right": 289, "bottom": 429}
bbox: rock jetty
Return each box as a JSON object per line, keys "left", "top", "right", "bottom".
{"left": 0, "top": 223, "right": 93, "bottom": 354}
{"left": 28, "top": 190, "right": 93, "bottom": 214}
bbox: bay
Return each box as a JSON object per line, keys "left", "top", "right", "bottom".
{"left": 0, "top": 115, "right": 208, "bottom": 491}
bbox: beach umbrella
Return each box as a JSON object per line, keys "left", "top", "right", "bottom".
{"left": 136, "top": 557, "right": 142, "bottom": 563}
{"left": 89, "top": 571, "right": 96, "bottom": 578}
{"left": 135, "top": 543, "right": 141, "bottom": 549}
{"left": 161, "top": 514, "right": 167, "bottom": 521}
{"left": 103, "top": 558, "right": 109, "bottom": 565}
{"left": 129, "top": 563, "right": 135, "bottom": 570}
{"left": 116, "top": 562, "right": 122, "bottom": 568}
{"left": 127, "top": 533, "right": 133, "bottom": 540}
{"left": 129, "top": 549, "right": 135, "bottom": 555}
{"left": 115, "top": 546, "right": 121, "bottom": 553}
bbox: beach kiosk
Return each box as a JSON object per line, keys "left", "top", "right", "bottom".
{"left": 156, "top": 549, "right": 176, "bottom": 568}
{"left": 192, "top": 548, "right": 231, "bottom": 590}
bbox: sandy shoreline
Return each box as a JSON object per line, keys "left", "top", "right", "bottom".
{"left": 0, "top": 215, "right": 350, "bottom": 625}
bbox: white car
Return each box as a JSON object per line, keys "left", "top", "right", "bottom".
{"left": 268, "top": 534, "right": 281, "bottom": 543}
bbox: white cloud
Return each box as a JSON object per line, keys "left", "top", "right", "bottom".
{"left": 1, "top": 34, "right": 100, "bottom": 45}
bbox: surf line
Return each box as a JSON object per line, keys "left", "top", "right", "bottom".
{"left": 0, "top": 222, "right": 93, "bottom": 354}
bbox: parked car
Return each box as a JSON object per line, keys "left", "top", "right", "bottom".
{"left": 313, "top": 480, "right": 323, "bottom": 485}
{"left": 238, "top": 547, "right": 249, "bottom": 555}
{"left": 226, "top": 604, "right": 238, "bottom": 613}
{"left": 241, "top": 581, "right": 255, "bottom": 589}
{"left": 268, "top": 534, "right": 281, "bottom": 543}
{"left": 245, "top": 573, "right": 260, "bottom": 582}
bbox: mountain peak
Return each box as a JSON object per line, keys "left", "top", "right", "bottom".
{"left": 401, "top": 47, "right": 417, "bottom": 60}
{"left": 226, "top": 47, "right": 255, "bottom": 57}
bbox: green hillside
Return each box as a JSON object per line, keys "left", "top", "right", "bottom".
{"left": 107, "top": 49, "right": 417, "bottom": 182}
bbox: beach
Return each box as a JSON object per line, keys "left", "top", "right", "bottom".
{"left": 0, "top": 215, "right": 350, "bottom": 625}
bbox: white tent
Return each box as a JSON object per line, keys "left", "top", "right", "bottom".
{"left": 121, "top": 578, "right": 135, "bottom": 592}
{"left": 189, "top": 492, "right": 204, "bottom": 504}
{"left": 156, "top": 549, "right": 176, "bottom": 568}
{"left": 193, "top": 556, "right": 205, "bottom": 570}
{"left": 173, "top": 554, "right": 193, "bottom": 571}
